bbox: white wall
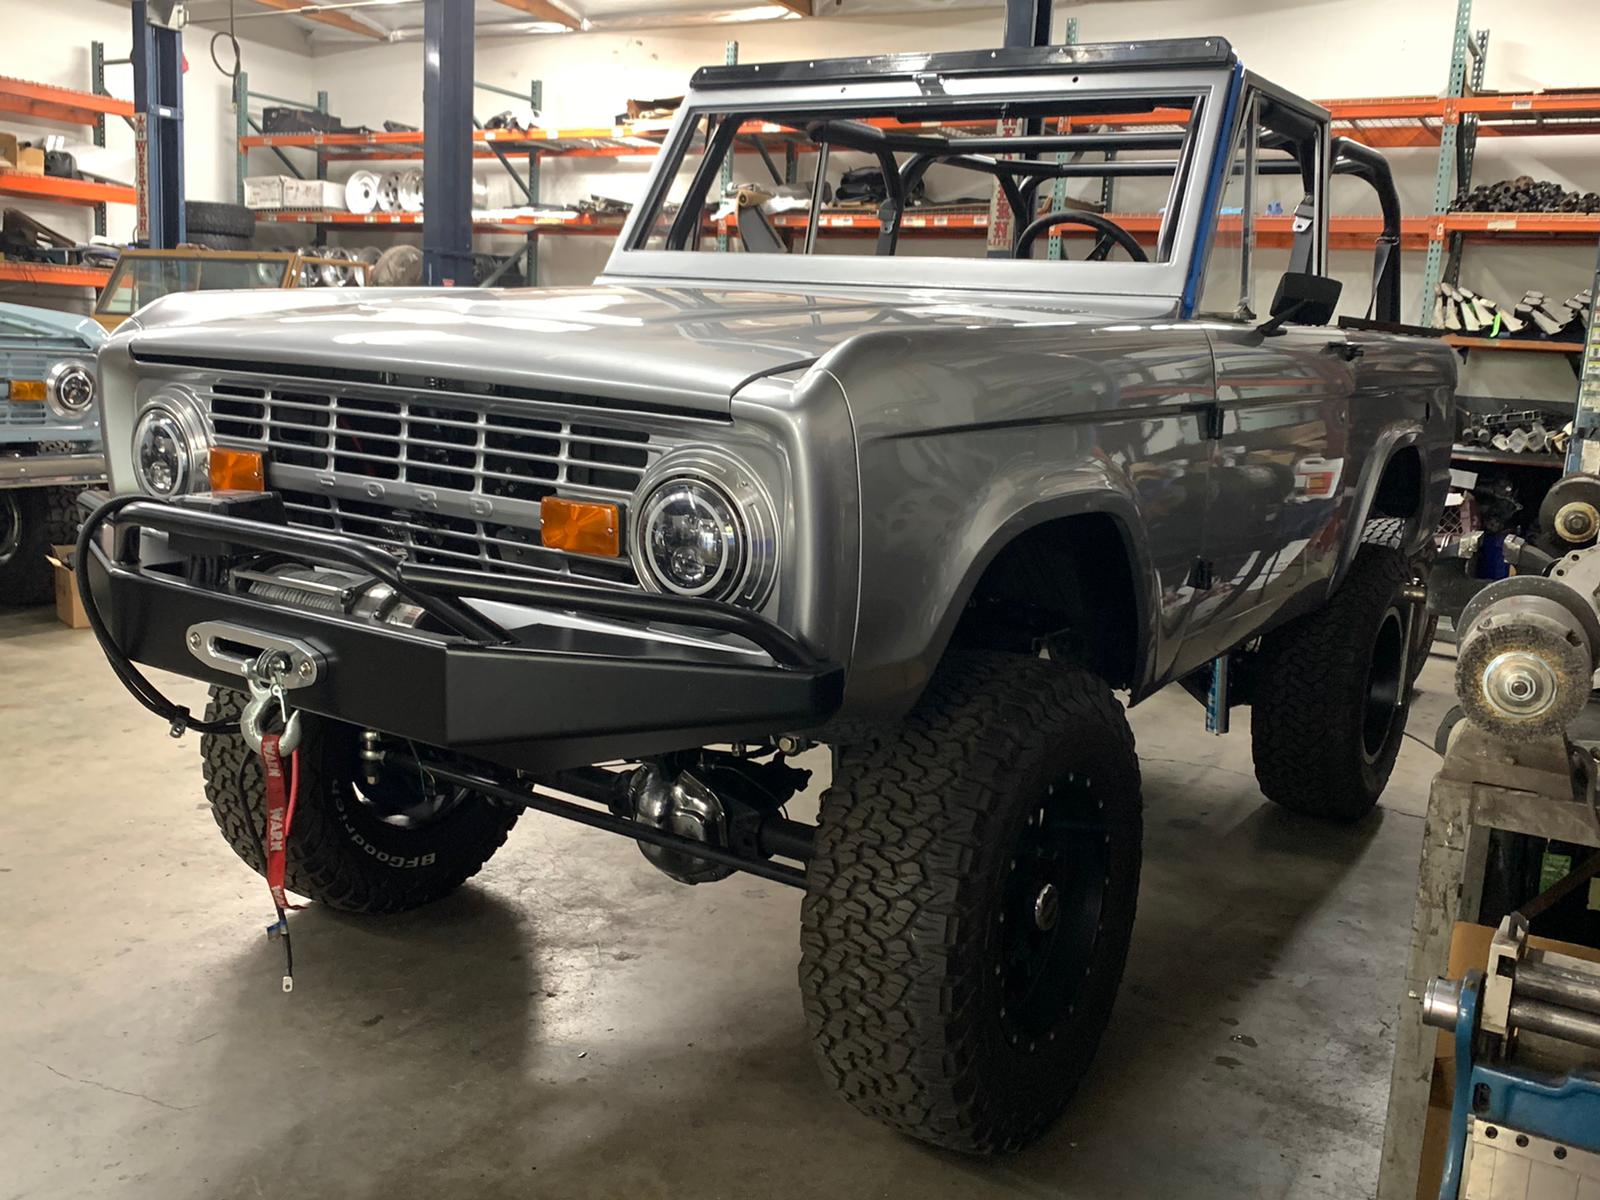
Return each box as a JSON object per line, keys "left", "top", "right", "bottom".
{"left": 0, "top": 0, "right": 316, "bottom": 311}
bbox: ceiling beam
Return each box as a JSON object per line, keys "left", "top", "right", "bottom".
{"left": 771, "top": 0, "right": 813, "bottom": 14}
{"left": 493, "top": 0, "right": 584, "bottom": 30}
{"left": 249, "top": 0, "right": 388, "bottom": 39}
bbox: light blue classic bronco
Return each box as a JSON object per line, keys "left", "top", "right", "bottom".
{"left": 0, "top": 302, "right": 106, "bottom": 603}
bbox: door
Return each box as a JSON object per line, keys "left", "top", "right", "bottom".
{"left": 1197, "top": 327, "right": 1356, "bottom": 650}
{"left": 1184, "top": 83, "right": 1354, "bottom": 657}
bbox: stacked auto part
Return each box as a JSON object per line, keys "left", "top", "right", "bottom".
{"left": 1433, "top": 282, "right": 1524, "bottom": 334}
{"left": 344, "top": 168, "right": 424, "bottom": 216}
{"left": 291, "top": 245, "right": 385, "bottom": 287}
{"left": 1458, "top": 407, "right": 1571, "bottom": 457}
{"left": 1451, "top": 174, "right": 1600, "bottom": 214}
{"left": 1514, "top": 288, "right": 1593, "bottom": 340}
{"left": 1434, "top": 281, "right": 1592, "bottom": 341}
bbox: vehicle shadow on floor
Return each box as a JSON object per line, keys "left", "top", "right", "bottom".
{"left": 143, "top": 885, "right": 542, "bottom": 1199}
{"left": 163, "top": 749, "right": 1413, "bottom": 1200}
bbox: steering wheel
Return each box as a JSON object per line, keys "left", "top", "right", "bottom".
{"left": 1013, "top": 210, "right": 1148, "bottom": 262}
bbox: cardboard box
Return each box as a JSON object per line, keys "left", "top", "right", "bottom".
{"left": 282, "top": 178, "right": 345, "bottom": 210}
{"left": 242, "top": 174, "right": 289, "bottom": 209}
{"left": 0, "top": 132, "right": 46, "bottom": 175}
{"left": 46, "top": 544, "right": 87, "bottom": 630}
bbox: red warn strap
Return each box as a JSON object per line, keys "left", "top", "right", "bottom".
{"left": 261, "top": 733, "right": 291, "bottom": 912}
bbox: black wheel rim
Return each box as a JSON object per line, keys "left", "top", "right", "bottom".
{"left": 1361, "top": 607, "right": 1407, "bottom": 762}
{"left": 0, "top": 492, "right": 20, "bottom": 566}
{"left": 998, "top": 771, "right": 1110, "bottom": 1050}
{"left": 338, "top": 734, "right": 470, "bottom": 828}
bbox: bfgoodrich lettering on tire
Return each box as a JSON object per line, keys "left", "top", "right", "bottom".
{"left": 201, "top": 687, "right": 519, "bottom": 914}
{"left": 800, "top": 651, "right": 1142, "bottom": 1155}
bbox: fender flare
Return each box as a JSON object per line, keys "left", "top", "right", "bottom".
{"left": 1331, "top": 422, "right": 1429, "bottom": 589}
{"left": 923, "top": 488, "right": 1160, "bottom": 693}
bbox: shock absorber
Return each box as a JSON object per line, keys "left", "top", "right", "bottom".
{"left": 360, "top": 730, "right": 383, "bottom": 786}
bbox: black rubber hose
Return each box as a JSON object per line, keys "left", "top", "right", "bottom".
{"left": 74, "top": 494, "right": 236, "bottom": 736}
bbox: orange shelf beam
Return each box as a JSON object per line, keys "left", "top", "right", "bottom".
{"left": 1444, "top": 336, "right": 1586, "bottom": 353}
{"left": 0, "top": 76, "right": 132, "bottom": 127}
{"left": 0, "top": 171, "right": 135, "bottom": 207}
{"left": 0, "top": 260, "right": 111, "bottom": 288}
{"left": 237, "top": 89, "right": 1600, "bottom": 167}
{"left": 1440, "top": 212, "right": 1600, "bottom": 237}
{"left": 254, "top": 209, "right": 627, "bottom": 235}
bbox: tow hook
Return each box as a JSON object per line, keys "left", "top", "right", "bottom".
{"left": 239, "top": 653, "right": 303, "bottom": 756}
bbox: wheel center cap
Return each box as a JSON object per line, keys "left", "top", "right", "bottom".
{"left": 1033, "top": 882, "right": 1060, "bottom": 931}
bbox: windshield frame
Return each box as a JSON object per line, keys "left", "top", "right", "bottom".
{"left": 604, "top": 63, "right": 1237, "bottom": 304}
{"left": 95, "top": 250, "right": 298, "bottom": 320}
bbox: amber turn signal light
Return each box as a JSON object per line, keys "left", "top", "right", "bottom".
{"left": 540, "top": 496, "right": 620, "bottom": 558}
{"left": 8, "top": 380, "right": 46, "bottom": 402}
{"left": 209, "top": 447, "right": 265, "bottom": 493}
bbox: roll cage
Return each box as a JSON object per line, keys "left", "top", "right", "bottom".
{"left": 605, "top": 39, "right": 1403, "bottom": 323}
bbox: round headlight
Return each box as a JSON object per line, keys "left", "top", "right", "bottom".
{"left": 132, "top": 407, "right": 193, "bottom": 498}
{"left": 630, "top": 450, "right": 778, "bottom": 609}
{"left": 641, "top": 479, "right": 741, "bottom": 598}
{"left": 45, "top": 361, "right": 95, "bottom": 418}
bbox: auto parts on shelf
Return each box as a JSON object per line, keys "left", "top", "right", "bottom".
{"left": 1450, "top": 174, "right": 1600, "bottom": 214}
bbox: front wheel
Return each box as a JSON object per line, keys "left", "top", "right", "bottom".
{"left": 800, "top": 652, "right": 1143, "bottom": 1155}
{"left": 0, "top": 486, "right": 78, "bottom": 606}
{"left": 200, "top": 688, "right": 520, "bottom": 913}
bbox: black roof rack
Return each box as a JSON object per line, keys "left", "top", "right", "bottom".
{"left": 690, "top": 38, "right": 1235, "bottom": 89}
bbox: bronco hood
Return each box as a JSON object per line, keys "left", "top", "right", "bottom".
{"left": 113, "top": 283, "right": 1110, "bottom": 413}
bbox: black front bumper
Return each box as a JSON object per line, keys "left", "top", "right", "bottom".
{"left": 83, "top": 494, "right": 844, "bottom": 772}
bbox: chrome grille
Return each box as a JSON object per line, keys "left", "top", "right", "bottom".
{"left": 198, "top": 375, "right": 672, "bottom": 588}
{"left": 1, "top": 348, "right": 70, "bottom": 428}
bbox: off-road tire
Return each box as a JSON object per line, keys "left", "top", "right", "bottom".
{"left": 1363, "top": 515, "right": 1437, "bottom": 685}
{"left": 184, "top": 200, "right": 256, "bottom": 240}
{"left": 0, "top": 486, "right": 79, "bottom": 605}
{"left": 200, "top": 687, "right": 519, "bottom": 913}
{"left": 800, "top": 652, "right": 1143, "bottom": 1155}
{"left": 1251, "top": 545, "right": 1414, "bottom": 821}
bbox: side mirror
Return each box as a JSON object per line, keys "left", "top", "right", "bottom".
{"left": 1259, "top": 272, "right": 1342, "bottom": 334}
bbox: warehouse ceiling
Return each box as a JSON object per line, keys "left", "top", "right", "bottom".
{"left": 184, "top": 0, "right": 1019, "bottom": 47}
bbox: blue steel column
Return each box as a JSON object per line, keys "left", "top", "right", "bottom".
{"left": 131, "top": 0, "right": 185, "bottom": 249}
{"left": 422, "top": 0, "right": 474, "bottom": 287}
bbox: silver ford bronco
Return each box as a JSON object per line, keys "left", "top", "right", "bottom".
{"left": 80, "top": 38, "right": 1453, "bottom": 1154}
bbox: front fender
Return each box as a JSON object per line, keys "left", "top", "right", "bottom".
{"left": 841, "top": 455, "right": 1158, "bottom": 723}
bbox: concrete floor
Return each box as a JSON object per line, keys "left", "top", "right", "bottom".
{"left": 0, "top": 605, "right": 1458, "bottom": 1200}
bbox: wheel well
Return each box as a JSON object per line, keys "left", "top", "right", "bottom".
{"left": 1370, "top": 445, "right": 1423, "bottom": 520}
{"left": 949, "top": 514, "right": 1139, "bottom": 688}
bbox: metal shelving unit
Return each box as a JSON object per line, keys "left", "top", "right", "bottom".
{"left": 0, "top": 55, "right": 135, "bottom": 269}
{"left": 224, "top": 5, "right": 1600, "bottom": 312}
{"left": 0, "top": 260, "right": 111, "bottom": 288}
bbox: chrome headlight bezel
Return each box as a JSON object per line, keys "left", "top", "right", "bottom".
{"left": 629, "top": 448, "right": 779, "bottom": 609}
{"left": 45, "top": 359, "right": 96, "bottom": 419}
{"left": 131, "top": 392, "right": 209, "bottom": 498}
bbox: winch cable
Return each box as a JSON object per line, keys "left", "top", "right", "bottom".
{"left": 75, "top": 495, "right": 236, "bottom": 737}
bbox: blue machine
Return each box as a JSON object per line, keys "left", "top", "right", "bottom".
{"left": 1424, "top": 922, "right": 1600, "bottom": 1198}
